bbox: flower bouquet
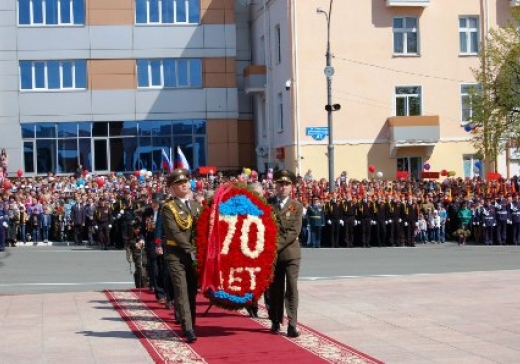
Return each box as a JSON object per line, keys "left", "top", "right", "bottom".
{"left": 195, "top": 182, "right": 278, "bottom": 310}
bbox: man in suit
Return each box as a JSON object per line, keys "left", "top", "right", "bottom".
{"left": 269, "top": 169, "right": 303, "bottom": 338}
{"left": 70, "top": 198, "right": 86, "bottom": 245}
{"left": 162, "top": 168, "right": 202, "bottom": 344}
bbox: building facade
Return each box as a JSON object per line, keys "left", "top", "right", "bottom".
{"left": 0, "top": 0, "right": 254, "bottom": 176}
{"left": 245, "top": 0, "right": 519, "bottom": 180}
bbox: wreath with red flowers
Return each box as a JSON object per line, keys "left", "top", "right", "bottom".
{"left": 195, "top": 183, "right": 278, "bottom": 310}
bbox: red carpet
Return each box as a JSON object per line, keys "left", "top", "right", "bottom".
{"left": 105, "top": 289, "right": 384, "bottom": 364}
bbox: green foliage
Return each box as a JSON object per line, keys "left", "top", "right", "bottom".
{"left": 470, "top": 10, "right": 520, "bottom": 163}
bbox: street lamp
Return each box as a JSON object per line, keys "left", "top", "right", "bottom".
{"left": 317, "top": 1, "right": 340, "bottom": 194}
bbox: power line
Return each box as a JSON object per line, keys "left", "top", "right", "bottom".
{"left": 333, "top": 55, "right": 472, "bottom": 83}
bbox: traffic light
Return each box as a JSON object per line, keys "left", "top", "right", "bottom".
{"left": 325, "top": 104, "right": 341, "bottom": 112}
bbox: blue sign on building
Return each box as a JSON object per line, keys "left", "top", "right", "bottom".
{"left": 306, "top": 127, "right": 329, "bottom": 141}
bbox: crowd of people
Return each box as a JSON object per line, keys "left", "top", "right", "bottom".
{"left": 0, "top": 167, "right": 519, "bottom": 253}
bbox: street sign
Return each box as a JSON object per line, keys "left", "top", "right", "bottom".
{"left": 306, "top": 127, "right": 329, "bottom": 141}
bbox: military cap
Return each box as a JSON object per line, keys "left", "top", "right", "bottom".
{"left": 151, "top": 192, "right": 165, "bottom": 201}
{"left": 167, "top": 168, "right": 191, "bottom": 186}
{"left": 273, "top": 169, "right": 297, "bottom": 184}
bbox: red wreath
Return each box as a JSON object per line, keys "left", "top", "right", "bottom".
{"left": 195, "top": 183, "right": 278, "bottom": 310}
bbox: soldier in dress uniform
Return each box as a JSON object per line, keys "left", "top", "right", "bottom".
{"left": 481, "top": 198, "right": 496, "bottom": 245}
{"left": 342, "top": 194, "right": 357, "bottom": 248}
{"left": 402, "top": 196, "right": 417, "bottom": 247}
{"left": 357, "top": 194, "right": 373, "bottom": 248}
{"left": 139, "top": 193, "right": 167, "bottom": 303}
{"left": 373, "top": 194, "right": 388, "bottom": 247}
{"left": 114, "top": 190, "right": 137, "bottom": 250}
{"left": 268, "top": 169, "right": 303, "bottom": 338}
{"left": 510, "top": 194, "right": 520, "bottom": 245}
{"left": 495, "top": 193, "right": 508, "bottom": 245}
{"left": 307, "top": 195, "right": 325, "bottom": 248}
{"left": 94, "top": 197, "right": 114, "bottom": 250}
{"left": 325, "top": 194, "right": 342, "bottom": 248}
{"left": 162, "top": 168, "right": 202, "bottom": 344}
{"left": 388, "top": 198, "right": 403, "bottom": 246}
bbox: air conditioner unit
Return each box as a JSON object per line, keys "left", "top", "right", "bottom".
{"left": 255, "top": 145, "right": 269, "bottom": 157}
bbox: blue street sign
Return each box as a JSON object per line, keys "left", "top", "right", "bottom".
{"left": 306, "top": 127, "right": 329, "bottom": 141}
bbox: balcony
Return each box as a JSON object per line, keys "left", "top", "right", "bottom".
{"left": 386, "top": 0, "right": 430, "bottom": 7}
{"left": 388, "top": 115, "right": 440, "bottom": 157}
{"left": 243, "top": 65, "right": 266, "bottom": 94}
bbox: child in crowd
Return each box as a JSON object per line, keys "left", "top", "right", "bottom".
{"left": 417, "top": 213, "right": 428, "bottom": 244}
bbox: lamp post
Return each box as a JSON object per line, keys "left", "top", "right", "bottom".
{"left": 317, "top": 1, "right": 339, "bottom": 194}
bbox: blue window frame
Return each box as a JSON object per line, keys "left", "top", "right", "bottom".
{"left": 135, "top": 0, "right": 199, "bottom": 24}
{"left": 137, "top": 58, "right": 202, "bottom": 89}
{"left": 19, "top": 60, "right": 87, "bottom": 91}
{"left": 18, "top": 0, "right": 85, "bottom": 26}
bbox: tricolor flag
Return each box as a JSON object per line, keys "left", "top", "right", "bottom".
{"left": 161, "top": 148, "right": 173, "bottom": 173}
{"left": 176, "top": 146, "right": 191, "bottom": 171}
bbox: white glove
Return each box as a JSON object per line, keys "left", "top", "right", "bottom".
{"left": 190, "top": 252, "right": 197, "bottom": 261}
{"left": 508, "top": 220, "right": 512, "bottom": 225}
{"left": 404, "top": 222, "right": 408, "bottom": 227}
{"left": 339, "top": 220, "right": 344, "bottom": 226}
{"left": 120, "top": 209, "right": 125, "bottom": 214}
{"left": 108, "top": 224, "right": 112, "bottom": 229}
{"left": 117, "top": 214, "right": 122, "bottom": 219}
{"left": 385, "top": 220, "right": 389, "bottom": 225}
{"left": 372, "top": 220, "right": 376, "bottom": 225}
{"left": 388, "top": 220, "right": 392, "bottom": 224}
{"left": 415, "top": 222, "right": 419, "bottom": 227}
{"left": 94, "top": 225, "right": 98, "bottom": 230}
{"left": 476, "top": 222, "right": 479, "bottom": 226}
{"left": 493, "top": 223, "right": 496, "bottom": 227}
{"left": 2, "top": 222, "right": 7, "bottom": 228}
{"left": 327, "top": 220, "right": 332, "bottom": 225}
{"left": 357, "top": 220, "right": 361, "bottom": 226}
{"left": 398, "top": 219, "right": 402, "bottom": 223}
{"left": 353, "top": 220, "right": 358, "bottom": 226}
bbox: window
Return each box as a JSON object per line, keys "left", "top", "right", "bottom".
{"left": 397, "top": 156, "right": 422, "bottom": 181}
{"left": 20, "top": 60, "right": 87, "bottom": 90}
{"left": 393, "top": 17, "right": 418, "bottom": 55}
{"left": 459, "top": 16, "right": 479, "bottom": 55}
{"left": 137, "top": 59, "right": 202, "bottom": 88}
{"left": 461, "top": 83, "right": 478, "bottom": 124}
{"left": 395, "top": 86, "right": 421, "bottom": 116}
{"left": 18, "top": 0, "right": 85, "bottom": 25}
{"left": 135, "top": 0, "right": 199, "bottom": 24}
{"left": 277, "top": 93, "right": 284, "bottom": 132}
{"left": 463, "top": 155, "right": 482, "bottom": 178}
{"left": 275, "top": 25, "right": 281, "bottom": 64}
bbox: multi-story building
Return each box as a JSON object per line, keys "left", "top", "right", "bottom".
{"left": 0, "top": 0, "right": 254, "bottom": 176}
{"left": 245, "top": 0, "right": 518, "bottom": 180}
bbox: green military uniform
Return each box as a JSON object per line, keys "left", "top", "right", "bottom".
{"left": 162, "top": 168, "right": 202, "bottom": 343}
{"left": 269, "top": 170, "right": 303, "bottom": 338}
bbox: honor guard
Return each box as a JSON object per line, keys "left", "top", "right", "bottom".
{"left": 307, "top": 195, "right": 325, "bottom": 248}
{"left": 481, "top": 198, "right": 496, "bottom": 245}
{"left": 114, "top": 190, "right": 137, "bottom": 250}
{"left": 94, "top": 197, "right": 114, "bottom": 250}
{"left": 139, "top": 193, "right": 167, "bottom": 303}
{"left": 357, "top": 194, "right": 373, "bottom": 248}
{"left": 342, "top": 194, "right": 357, "bottom": 248}
{"left": 269, "top": 169, "right": 303, "bottom": 338}
{"left": 373, "top": 195, "right": 388, "bottom": 248}
{"left": 162, "top": 168, "right": 202, "bottom": 343}
{"left": 494, "top": 193, "right": 508, "bottom": 245}
{"left": 388, "top": 198, "right": 403, "bottom": 247}
{"left": 325, "top": 194, "right": 342, "bottom": 248}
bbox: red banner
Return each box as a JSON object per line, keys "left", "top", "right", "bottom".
{"left": 199, "top": 166, "right": 217, "bottom": 174}
{"left": 421, "top": 172, "right": 440, "bottom": 179}
{"left": 487, "top": 172, "right": 501, "bottom": 181}
{"left": 396, "top": 171, "right": 410, "bottom": 180}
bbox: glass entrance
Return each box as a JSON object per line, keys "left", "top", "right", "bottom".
{"left": 92, "top": 138, "right": 109, "bottom": 173}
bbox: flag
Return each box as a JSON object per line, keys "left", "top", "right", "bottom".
{"left": 176, "top": 146, "right": 191, "bottom": 171}
{"left": 161, "top": 149, "right": 173, "bottom": 173}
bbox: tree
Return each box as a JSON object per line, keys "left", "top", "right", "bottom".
{"left": 469, "top": 10, "right": 520, "bottom": 172}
